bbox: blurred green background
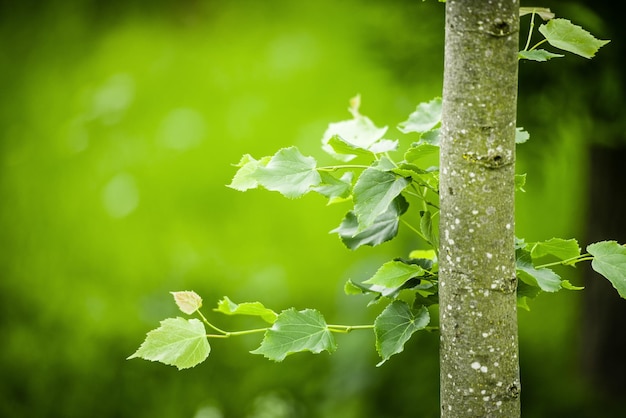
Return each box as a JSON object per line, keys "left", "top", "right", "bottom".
{"left": 1, "top": 0, "right": 624, "bottom": 417}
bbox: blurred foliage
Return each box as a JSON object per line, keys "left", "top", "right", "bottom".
{"left": 0, "top": 0, "right": 623, "bottom": 417}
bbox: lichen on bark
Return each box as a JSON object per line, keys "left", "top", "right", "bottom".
{"left": 439, "top": 1, "right": 521, "bottom": 417}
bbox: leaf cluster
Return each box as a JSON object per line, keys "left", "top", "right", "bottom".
{"left": 230, "top": 95, "right": 442, "bottom": 252}
{"left": 129, "top": 10, "right": 618, "bottom": 370}
{"left": 518, "top": 8, "right": 609, "bottom": 62}
{"left": 129, "top": 92, "right": 626, "bottom": 369}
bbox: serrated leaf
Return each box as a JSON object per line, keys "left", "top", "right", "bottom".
{"left": 518, "top": 49, "right": 564, "bottom": 62}
{"left": 369, "top": 139, "right": 399, "bottom": 154}
{"left": 374, "top": 156, "right": 398, "bottom": 171}
{"left": 326, "top": 135, "right": 375, "bottom": 159}
{"left": 538, "top": 18, "right": 610, "bottom": 59}
{"left": 413, "top": 291, "right": 439, "bottom": 307}
{"left": 312, "top": 171, "right": 353, "bottom": 202}
{"left": 254, "top": 147, "right": 321, "bottom": 199}
{"left": 530, "top": 238, "right": 581, "bottom": 261}
{"left": 587, "top": 241, "right": 626, "bottom": 299}
{"left": 347, "top": 275, "right": 429, "bottom": 299}
{"left": 374, "top": 301, "right": 429, "bottom": 366}
{"left": 321, "top": 97, "right": 388, "bottom": 162}
{"left": 519, "top": 7, "right": 554, "bottom": 20}
{"left": 344, "top": 279, "right": 366, "bottom": 295}
{"left": 364, "top": 260, "right": 425, "bottom": 289}
{"left": 353, "top": 168, "right": 409, "bottom": 232}
{"left": 397, "top": 98, "right": 442, "bottom": 134}
{"left": 215, "top": 296, "right": 278, "bottom": 324}
{"left": 516, "top": 250, "right": 562, "bottom": 292}
{"left": 517, "top": 280, "right": 542, "bottom": 311}
{"left": 171, "top": 291, "right": 203, "bottom": 315}
{"left": 228, "top": 154, "right": 271, "bottom": 191}
{"left": 410, "top": 169, "right": 440, "bottom": 192}
{"left": 128, "top": 317, "right": 210, "bottom": 370}
{"left": 420, "top": 210, "right": 438, "bottom": 248}
{"left": 332, "top": 195, "right": 408, "bottom": 250}
{"left": 404, "top": 143, "right": 439, "bottom": 163}
{"left": 391, "top": 163, "right": 426, "bottom": 179}
{"left": 251, "top": 308, "right": 337, "bottom": 361}
{"left": 343, "top": 278, "right": 385, "bottom": 297}
{"left": 420, "top": 128, "right": 440, "bottom": 145}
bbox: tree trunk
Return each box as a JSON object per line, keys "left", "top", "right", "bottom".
{"left": 439, "top": 1, "right": 521, "bottom": 417}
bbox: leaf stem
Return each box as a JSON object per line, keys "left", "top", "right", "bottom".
{"left": 529, "top": 38, "right": 548, "bottom": 52}
{"left": 196, "top": 310, "right": 229, "bottom": 335}
{"left": 196, "top": 309, "right": 269, "bottom": 337}
{"left": 328, "top": 324, "right": 374, "bottom": 333}
{"left": 523, "top": 9, "right": 537, "bottom": 51}
{"left": 534, "top": 254, "right": 594, "bottom": 269}
{"left": 401, "top": 218, "right": 429, "bottom": 242}
{"left": 223, "top": 327, "right": 270, "bottom": 337}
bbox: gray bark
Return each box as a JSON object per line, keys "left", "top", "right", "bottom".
{"left": 439, "top": 1, "right": 521, "bottom": 417}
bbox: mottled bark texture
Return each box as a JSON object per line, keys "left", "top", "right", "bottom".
{"left": 439, "top": 1, "right": 520, "bottom": 417}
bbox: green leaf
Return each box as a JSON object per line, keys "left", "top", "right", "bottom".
{"left": 516, "top": 250, "right": 562, "bottom": 292}
{"left": 404, "top": 143, "right": 439, "bottom": 163}
{"left": 515, "top": 174, "right": 527, "bottom": 192}
{"left": 530, "top": 238, "right": 581, "bottom": 261}
{"left": 228, "top": 154, "right": 270, "bottom": 191}
{"left": 374, "top": 301, "right": 429, "bottom": 366}
{"left": 587, "top": 241, "right": 626, "bottom": 299}
{"left": 321, "top": 96, "right": 388, "bottom": 162}
{"left": 353, "top": 168, "right": 409, "bottom": 232}
{"left": 364, "top": 260, "right": 426, "bottom": 289}
{"left": 413, "top": 291, "right": 439, "bottom": 307}
{"left": 538, "top": 18, "right": 610, "bottom": 59}
{"left": 171, "top": 291, "right": 203, "bottom": 315}
{"left": 519, "top": 7, "right": 554, "bottom": 20}
{"left": 128, "top": 317, "right": 210, "bottom": 370}
{"left": 410, "top": 169, "right": 439, "bottom": 192}
{"left": 374, "top": 155, "right": 398, "bottom": 172}
{"left": 327, "top": 134, "right": 397, "bottom": 159}
{"left": 391, "top": 163, "right": 426, "bottom": 179}
{"left": 312, "top": 171, "right": 353, "bottom": 202}
{"left": 254, "top": 147, "right": 321, "bottom": 199}
{"left": 346, "top": 275, "right": 430, "bottom": 299}
{"left": 369, "top": 139, "right": 399, "bottom": 154}
{"left": 561, "top": 280, "right": 584, "bottom": 291}
{"left": 420, "top": 210, "right": 438, "bottom": 248}
{"left": 215, "top": 296, "right": 278, "bottom": 324}
{"left": 333, "top": 195, "right": 408, "bottom": 250}
{"left": 397, "top": 98, "right": 442, "bottom": 134}
{"left": 515, "top": 127, "right": 530, "bottom": 144}
{"left": 326, "top": 134, "right": 375, "bottom": 159}
{"left": 518, "top": 49, "right": 564, "bottom": 61}
{"left": 343, "top": 278, "right": 384, "bottom": 298}
{"left": 409, "top": 249, "right": 437, "bottom": 261}
{"left": 251, "top": 308, "right": 337, "bottom": 361}
{"left": 344, "top": 279, "right": 366, "bottom": 295}
{"left": 517, "top": 280, "right": 542, "bottom": 311}
{"left": 420, "top": 128, "right": 440, "bottom": 145}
